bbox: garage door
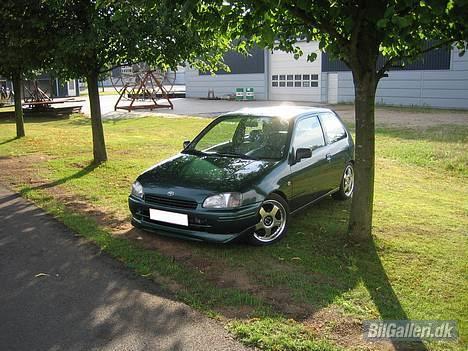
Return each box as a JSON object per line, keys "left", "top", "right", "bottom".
{"left": 269, "top": 42, "right": 321, "bottom": 102}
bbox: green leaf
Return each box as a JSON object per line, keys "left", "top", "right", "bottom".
{"left": 377, "top": 19, "right": 388, "bottom": 29}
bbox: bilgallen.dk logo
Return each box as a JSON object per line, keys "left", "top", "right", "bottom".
{"left": 363, "top": 320, "right": 458, "bottom": 341}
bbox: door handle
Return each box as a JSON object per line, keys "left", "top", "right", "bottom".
{"left": 326, "top": 154, "right": 332, "bottom": 161}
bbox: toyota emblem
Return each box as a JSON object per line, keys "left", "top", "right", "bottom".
{"left": 167, "top": 191, "right": 175, "bottom": 197}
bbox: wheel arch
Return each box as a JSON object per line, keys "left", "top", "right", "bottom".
{"left": 270, "top": 190, "right": 289, "bottom": 203}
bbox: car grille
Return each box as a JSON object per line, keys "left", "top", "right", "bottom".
{"left": 144, "top": 194, "right": 198, "bottom": 209}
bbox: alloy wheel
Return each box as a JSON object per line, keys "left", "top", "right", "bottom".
{"left": 343, "top": 165, "right": 354, "bottom": 197}
{"left": 253, "top": 199, "right": 287, "bottom": 243}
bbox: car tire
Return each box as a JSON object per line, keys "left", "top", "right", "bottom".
{"left": 332, "top": 162, "right": 355, "bottom": 201}
{"left": 248, "top": 193, "right": 289, "bottom": 246}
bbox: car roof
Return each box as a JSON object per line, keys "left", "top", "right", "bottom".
{"left": 222, "top": 106, "right": 332, "bottom": 119}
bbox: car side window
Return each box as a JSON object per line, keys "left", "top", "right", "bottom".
{"left": 292, "top": 116, "right": 325, "bottom": 150}
{"left": 320, "top": 113, "right": 347, "bottom": 144}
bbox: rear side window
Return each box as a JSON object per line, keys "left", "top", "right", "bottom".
{"left": 320, "top": 113, "right": 347, "bottom": 143}
{"left": 293, "top": 116, "right": 325, "bottom": 150}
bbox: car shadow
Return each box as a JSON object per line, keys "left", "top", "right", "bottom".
{"left": 171, "top": 196, "right": 429, "bottom": 350}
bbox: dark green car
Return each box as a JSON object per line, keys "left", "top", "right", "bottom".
{"left": 129, "top": 106, "right": 354, "bottom": 245}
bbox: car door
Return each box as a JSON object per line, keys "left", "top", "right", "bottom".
{"left": 319, "top": 112, "right": 349, "bottom": 190}
{"left": 289, "top": 115, "right": 329, "bottom": 211}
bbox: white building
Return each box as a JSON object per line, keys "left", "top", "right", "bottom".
{"left": 185, "top": 42, "right": 468, "bottom": 109}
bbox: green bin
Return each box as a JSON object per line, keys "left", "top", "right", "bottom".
{"left": 245, "top": 87, "right": 255, "bottom": 101}
{"left": 235, "top": 88, "right": 245, "bottom": 101}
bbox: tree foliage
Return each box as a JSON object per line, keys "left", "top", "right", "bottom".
{"left": 0, "top": 1, "right": 55, "bottom": 79}
{"left": 50, "top": 0, "right": 232, "bottom": 78}
{"left": 184, "top": 0, "right": 467, "bottom": 241}
{"left": 212, "top": 0, "right": 467, "bottom": 77}
{"left": 48, "top": 0, "right": 233, "bottom": 163}
{"left": 0, "top": 0, "right": 56, "bottom": 137}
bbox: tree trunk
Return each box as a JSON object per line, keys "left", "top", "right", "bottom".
{"left": 86, "top": 71, "right": 108, "bottom": 163}
{"left": 12, "top": 74, "right": 25, "bottom": 138}
{"left": 348, "top": 70, "right": 378, "bottom": 242}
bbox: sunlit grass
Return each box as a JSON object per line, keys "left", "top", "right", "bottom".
{"left": 0, "top": 113, "right": 466, "bottom": 350}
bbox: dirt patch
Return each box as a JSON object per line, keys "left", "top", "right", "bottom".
{"left": 0, "top": 155, "right": 130, "bottom": 232}
{"left": 0, "top": 154, "right": 48, "bottom": 186}
{"left": 304, "top": 307, "right": 398, "bottom": 351}
{"left": 119, "top": 224, "right": 315, "bottom": 318}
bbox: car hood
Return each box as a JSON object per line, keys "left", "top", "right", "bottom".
{"left": 138, "top": 153, "right": 278, "bottom": 194}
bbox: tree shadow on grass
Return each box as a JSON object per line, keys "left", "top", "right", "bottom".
{"left": 0, "top": 137, "right": 18, "bottom": 146}
{"left": 24, "top": 161, "right": 99, "bottom": 191}
{"left": 286, "top": 198, "right": 428, "bottom": 350}
{"left": 354, "top": 238, "right": 428, "bottom": 350}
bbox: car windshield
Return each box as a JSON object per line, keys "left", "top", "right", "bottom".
{"left": 187, "top": 115, "right": 290, "bottom": 160}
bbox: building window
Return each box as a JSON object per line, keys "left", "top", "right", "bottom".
{"left": 271, "top": 73, "right": 319, "bottom": 88}
{"left": 322, "top": 42, "right": 451, "bottom": 72}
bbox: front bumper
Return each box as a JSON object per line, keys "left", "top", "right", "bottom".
{"left": 128, "top": 195, "right": 260, "bottom": 243}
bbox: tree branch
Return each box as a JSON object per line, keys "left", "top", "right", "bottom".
{"left": 281, "top": 2, "right": 351, "bottom": 54}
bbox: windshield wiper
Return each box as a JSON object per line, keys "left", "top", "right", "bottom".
{"left": 212, "top": 152, "right": 257, "bottom": 160}
{"left": 182, "top": 149, "right": 208, "bottom": 156}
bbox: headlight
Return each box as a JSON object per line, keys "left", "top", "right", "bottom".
{"left": 203, "top": 193, "right": 242, "bottom": 208}
{"left": 131, "top": 181, "right": 144, "bottom": 198}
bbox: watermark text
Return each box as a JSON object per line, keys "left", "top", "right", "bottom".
{"left": 363, "top": 320, "right": 458, "bottom": 341}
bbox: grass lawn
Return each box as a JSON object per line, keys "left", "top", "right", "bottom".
{"left": 0, "top": 113, "right": 466, "bottom": 351}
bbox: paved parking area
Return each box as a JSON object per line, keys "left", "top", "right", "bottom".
{"left": 79, "top": 95, "right": 315, "bottom": 119}
{"left": 73, "top": 95, "right": 468, "bottom": 127}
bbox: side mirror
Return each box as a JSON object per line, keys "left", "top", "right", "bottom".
{"left": 183, "top": 140, "right": 191, "bottom": 149}
{"left": 295, "top": 148, "right": 312, "bottom": 163}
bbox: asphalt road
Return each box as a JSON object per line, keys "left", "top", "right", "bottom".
{"left": 0, "top": 186, "right": 250, "bottom": 351}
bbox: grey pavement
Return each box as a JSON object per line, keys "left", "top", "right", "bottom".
{"left": 0, "top": 186, "right": 250, "bottom": 351}
{"left": 77, "top": 94, "right": 319, "bottom": 120}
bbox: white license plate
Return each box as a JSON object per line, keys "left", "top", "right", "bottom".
{"left": 149, "top": 208, "right": 188, "bottom": 226}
